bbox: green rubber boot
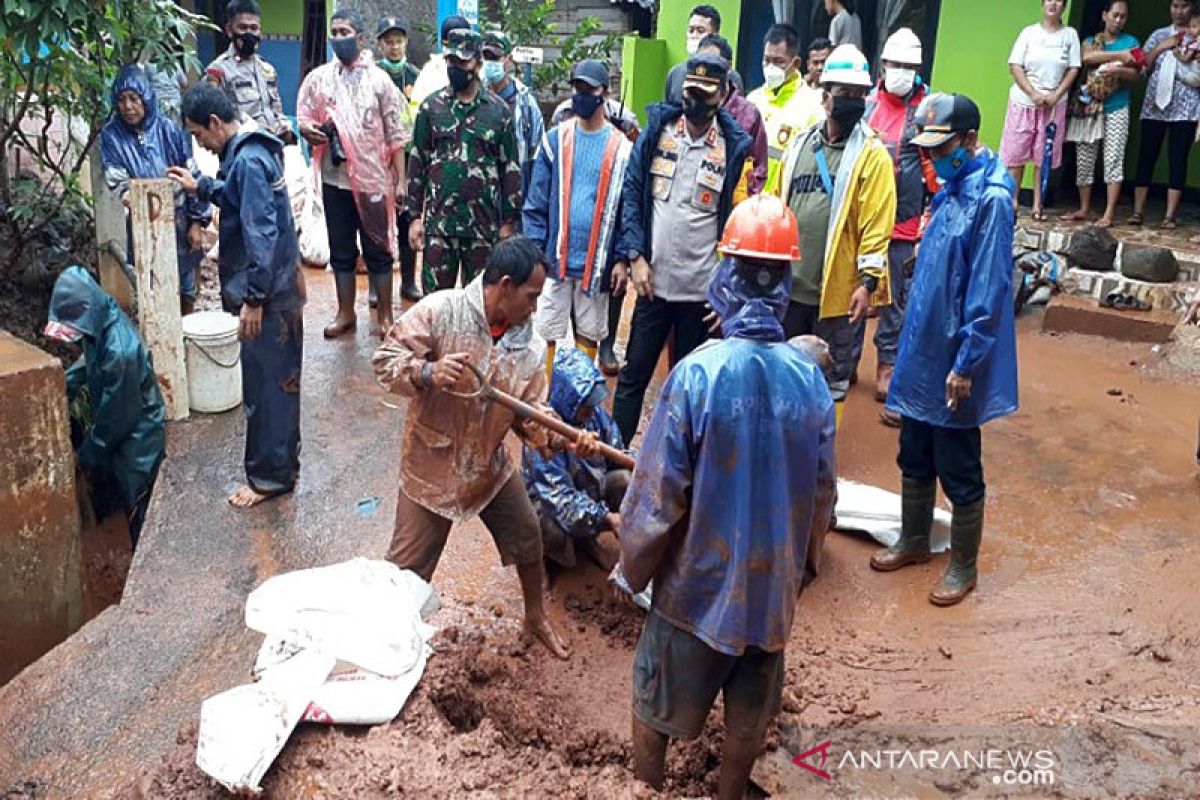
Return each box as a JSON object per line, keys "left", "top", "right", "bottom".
{"left": 930, "top": 497, "right": 984, "bottom": 606}
{"left": 870, "top": 477, "right": 935, "bottom": 572}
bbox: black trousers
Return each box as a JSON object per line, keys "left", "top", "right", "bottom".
{"left": 323, "top": 184, "right": 393, "bottom": 274}
{"left": 897, "top": 416, "right": 985, "bottom": 507}
{"left": 613, "top": 297, "right": 709, "bottom": 443}
{"left": 242, "top": 307, "right": 303, "bottom": 496}
{"left": 1134, "top": 119, "right": 1198, "bottom": 191}
{"left": 397, "top": 209, "right": 416, "bottom": 284}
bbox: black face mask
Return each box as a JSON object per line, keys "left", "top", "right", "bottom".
{"left": 683, "top": 95, "right": 718, "bottom": 126}
{"left": 829, "top": 95, "right": 866, "bottom": 131}
{"left": 233, "top": 32, "right": 260, "bottom": 58}
{"left": 330, "top": 36, "right": 360, "bottom": 64}
{"left": 448, "top": 65, "right": 475, "bottom": 93}
{"left": 571, "top": 92, "right": 605, "bottom": 119}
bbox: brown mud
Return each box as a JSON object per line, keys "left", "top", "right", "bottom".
{"left": 117, "top": 308, "right": 1200, "bottom": 797}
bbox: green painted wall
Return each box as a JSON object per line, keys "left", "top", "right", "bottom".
{"left": 621, "top": 36, "right": 667, "bottom": 127}
{"left": 261, "top": 0, "right": 303, "bottom": 37}
{"left": 657, "top": 0, "right": 742, "bottom": 76}
{"left": 930, "top": 0, "right": 1075, "bottom": 155}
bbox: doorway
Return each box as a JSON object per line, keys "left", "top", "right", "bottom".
{"left": 302, "top": 0, "right": 328, "bottom": 77}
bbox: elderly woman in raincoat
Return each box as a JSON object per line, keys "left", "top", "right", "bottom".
{"left": 45, "top": 267, "right": 166, "bottom": 548}
{"left": 101, "top": 63, "right": 211, "bottom": 315}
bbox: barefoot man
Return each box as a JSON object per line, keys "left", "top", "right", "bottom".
{"left": 373, "top": 235, "right": 572, "bottom": 658}
{"left": 169, "top": 83, "right": 305, "bottom": 509}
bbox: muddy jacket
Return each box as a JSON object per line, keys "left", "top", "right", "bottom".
{"left": 407, "top": 86, "right": 522, "bottom": 241}
{"left": 196, "top": 130, "right": 304, "bottom": 312}
{"left": 49, "top": 267, "right": 165, "bottom": 511}
{"left": 523, "top": 118, "right": 632, "bottom": 294}
{"left": 621, "top": 103, "right": 751, "bottom": 265}
{"left": 101, "top": 65, "right": 210, "bottom": 227}
{"left": 619, "top": 271, "right": 837, "bottom": 656}
{"left": 373, "top": 277, "right": 550, "bottom": 521}
{"left": 866, "top": 81, "right": 937, "bottom": 242}
{"left": 887, "top": 149, "right": 1019, "bottom": 429}
{"left": 780, "top": 120, "right": 897, "bottom": 318}
{"left": 206, "top": 46, "right": 289, "bottom": 137}
{"left": 522, "top": 348, "right": 626, "bottom": 540}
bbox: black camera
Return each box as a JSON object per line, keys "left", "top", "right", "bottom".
{"left": 319, "top": 121, "right": 347, "bottom": 166}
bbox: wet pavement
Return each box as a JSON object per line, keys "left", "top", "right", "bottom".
{"left": 3, "top": 265, "right": 1200, "bottom": 797}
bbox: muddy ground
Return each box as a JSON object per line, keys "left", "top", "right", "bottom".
{"left": 122, "top": 282, "right": 1200, "bottom": 798}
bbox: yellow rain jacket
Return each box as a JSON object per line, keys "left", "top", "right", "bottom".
{"left": 779, "top": 120, "right": 897, "bottom": 319}
{"left": 747, "top": 74, "right": 825, "bottom": 194}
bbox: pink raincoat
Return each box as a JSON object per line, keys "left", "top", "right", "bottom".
{"left": 297, "top": 52, "right": 410, "bottom": 255}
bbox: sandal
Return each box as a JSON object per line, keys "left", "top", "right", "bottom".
{"left": 1102, "top": 292, "right": 1152, "bottom": 312}
{"left": 1060, "top": 210, "right": 1088, "bottom": 222}
{"left": 1160, "top": 216, "right": 1178, "bottom": 230}
{"left": 1095, "top": 218, "right": 1114, "bottom": 229}
{"left": 1031, "top": 209, "right": 1048, "bottom": 222}
{"left": 1127, "top": 212, "right": 1145, "bottom": 226}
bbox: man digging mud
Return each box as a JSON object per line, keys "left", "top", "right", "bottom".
{"left": 373, "top": 236, "right": 581, "bottom": 659}
{"left": 613, "top": 196, "right": 837, "bottom": 798}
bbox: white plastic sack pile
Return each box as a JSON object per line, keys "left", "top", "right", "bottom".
{"left": 834, "top": 479, "right": 952, "bottom": 553}
{"left": 196, "top": 558, "right": 437, "bottom": 795}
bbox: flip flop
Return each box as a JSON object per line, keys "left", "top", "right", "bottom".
{"left": 1095, "top": 218, "right": 1113, "bottom": 228}
{"left": 1060, "top": 211, "right": 1088, "bottom": 222}
{"left": 1127, "top": 213, "right": 1145, "bottom": 226}
{"left": 1160, "top": 217, "right": 1178, "bottom": 230}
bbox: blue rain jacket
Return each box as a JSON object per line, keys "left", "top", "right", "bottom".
{"left": 48, "top": 267, "right": 165, "bottom": 511}
{"left": 196, "top": 129, "right": 304, "bottom": 312}
{"left": 522, "top": 348, "right": 626, "bottom": 540}
{"left": 886, "top": 149, "right": 1019, "bottom": 429}
{"left": 620, "top": 260, "right": 837, "bottom": 655}
{"left": 100, "top": 64, "right": 211, "bottom": 229}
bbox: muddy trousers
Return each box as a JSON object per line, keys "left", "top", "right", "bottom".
{"left": 241, "top": 308, "right": 303, "bottom": 496}
{"left": 850, "top": 239, "right": 914, "bottom": 371}
{"left": 782, "top": 303, "right": 861, "bottom": 403}
{"left": 324, "top": 185, "right": 394, "bottom": 275}
{"left": 540, "top": 469, "right": 630, "bottom": 568}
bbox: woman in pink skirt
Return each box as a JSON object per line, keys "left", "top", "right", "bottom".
{"left": 1001, "top": 0, "right": 1082, "bottom": 220}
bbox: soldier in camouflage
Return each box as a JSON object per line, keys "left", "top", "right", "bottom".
{"left": 407, "top": 29, "right": 523, "bottom": 293}
{"left": 205, "top": 0, "right": 295, "bottom": 144}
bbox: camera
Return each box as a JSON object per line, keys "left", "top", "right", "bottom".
{"left": 319, "top": 121, "right": 347, "bottom": 166}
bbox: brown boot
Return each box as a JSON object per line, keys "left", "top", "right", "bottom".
{"left": 180, "top": 296, "right": 196, "bottom": 317}
{"left": 875, "top": 363, "right": 894, "bottom": 403}
{"left": 323, "top": 271, "right": 357, "bottom": 338}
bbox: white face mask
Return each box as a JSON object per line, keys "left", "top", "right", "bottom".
{"left": 686, "top": 35, "right": 702, "bottom": 55}
{"left": 885, "top": 68, "right": 917, "bottom": 97}
{"left": 763, "top": 64, "right": 787, "bottom": 90}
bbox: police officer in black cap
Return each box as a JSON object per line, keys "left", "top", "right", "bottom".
{"left": 612, "top": 52, "right": 753, "bottom": 443}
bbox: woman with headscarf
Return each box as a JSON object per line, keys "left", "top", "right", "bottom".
{"left": 101, "top": 63, "right": 211, "bottom": 315}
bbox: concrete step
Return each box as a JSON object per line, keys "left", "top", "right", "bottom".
{"left": 1041, "top": 294, "right": 1180, "bottom": 343}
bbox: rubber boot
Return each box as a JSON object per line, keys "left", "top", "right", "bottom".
{"left": 401, "top": 256, "right": 422, "bottom": 302}
{"left": 870, "top": 476, "right": 935, "bottom": 571}
{"left": 929, "top": 497, "right": 983, "bottom": 606}
{"left": 373, "top": 271, "right": 394, "bottom": 339}
{"left": 598, "top": 293, "right": 622, "bottom": 376}
{"left": 180, "top": 296, "right": 196, "bottom": 317}
{"left": 323, "top": 271, "right": 357, "bottom": 339}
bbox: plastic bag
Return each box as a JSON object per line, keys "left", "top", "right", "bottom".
{"left": 297, "top": 169, "right": 329, "bottom": 268}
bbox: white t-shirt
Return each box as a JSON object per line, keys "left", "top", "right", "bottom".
{"left": 1007, "top": 24, "right": 1082, "bottom": 107}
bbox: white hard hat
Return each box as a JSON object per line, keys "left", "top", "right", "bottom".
{"left": 820, "top": 44, "right": 872, "bottom": 87}
{"left": 881, "top": 28, "right": 923, "bottom": 65}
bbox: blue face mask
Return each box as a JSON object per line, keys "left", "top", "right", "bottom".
{"left": 932, "top": 146, "right": 970, "bottom": 182}
{"left": 482, "top": 59, "right": 506, "bottom": 85}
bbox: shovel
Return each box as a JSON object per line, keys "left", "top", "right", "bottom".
{"left": 442, "top": 361, "right": 636, "bottom": 470}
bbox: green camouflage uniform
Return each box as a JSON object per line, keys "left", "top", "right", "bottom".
{"left": 407, "top": 86, "right": 522, "bottom": 291}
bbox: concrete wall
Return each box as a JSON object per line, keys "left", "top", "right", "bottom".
{"left": 0, "top": 332, "right": 81, "bottom": 685}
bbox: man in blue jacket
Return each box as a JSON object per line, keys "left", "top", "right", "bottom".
{"left": 613, "top": 53, "right": 751, "bottom": 444}
{"left": 876, "top": 93, "right": 1018, "bottom": 606}
{"left": 615, "top": 195, "right": 836, "bottom": 799}
{"left": 169, "top": 84, "right": 306, "bottom": 509}
{"left": 522, "top": 346, "right": 630, "bottom": 571}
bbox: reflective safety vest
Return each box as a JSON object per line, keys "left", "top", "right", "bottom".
{"left": 747, "top": 75, "right": 825, "bottom": 195}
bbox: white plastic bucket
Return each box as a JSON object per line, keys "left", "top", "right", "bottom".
{"left": 182, "top": 311, "right": 243, "bottom": 413}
